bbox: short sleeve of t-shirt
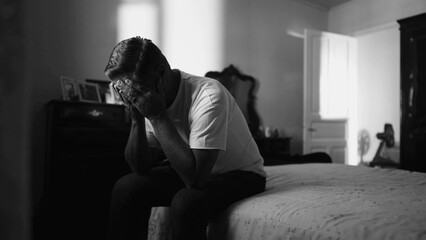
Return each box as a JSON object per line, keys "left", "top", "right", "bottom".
{"left": 189, "top": 87, "right": 228, "bottom": 150}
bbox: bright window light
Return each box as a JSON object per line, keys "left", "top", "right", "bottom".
{"left": 117, "top": 1, "right": 159, "bottom": 43}
{"left": 162, "top": 0, "right": 224, "bottom": 75}
{"left": 319, "top": 38, "right": 349, "bottom": 119}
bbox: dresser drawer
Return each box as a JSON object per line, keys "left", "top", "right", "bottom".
{"left": 49, "top": 100, "right": 128, "bottom": 124}
{"left": 56, "top": 126, "right": 129, "bottom": 145}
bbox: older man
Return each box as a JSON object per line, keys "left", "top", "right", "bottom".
{"left": 105, "top": 37, "right": 265, "bottom": 240}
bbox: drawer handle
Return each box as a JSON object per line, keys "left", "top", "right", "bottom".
{"left": 409, "top": 82, "right": 414, "bottom": 108}
{"left": 88, "top": 109, "right": 103, "bottom": 117}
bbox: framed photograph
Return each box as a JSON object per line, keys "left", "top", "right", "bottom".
{"left": 60, "top": 76, "right": 79, "bottom": 101}
{"left": 76, "top": 81, "right": 102, "bottom": 103}
{"left": 86, "top": 79, "right": 113, "bottom": 104}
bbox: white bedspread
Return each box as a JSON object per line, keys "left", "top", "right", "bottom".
{"left": 207, "top": 164, "right": 426, "bottom": 240}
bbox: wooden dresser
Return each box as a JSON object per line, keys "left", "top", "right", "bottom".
{"left": 39, "top": 100, "right": 131, "bottom": 240}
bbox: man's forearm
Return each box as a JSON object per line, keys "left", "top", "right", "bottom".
{"left": 125, "top": 120, "right": 155, "bottom": 174}
{"left": 149, "top": 115, "right": 196, "bottom": 187}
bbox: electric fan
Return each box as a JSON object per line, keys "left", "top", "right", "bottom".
{"left": 370, "top": 123, "right": 399, "bottom": 168}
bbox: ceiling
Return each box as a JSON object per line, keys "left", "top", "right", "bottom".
{"left": 302, "top": 0, "right": 354, "bottom": 9}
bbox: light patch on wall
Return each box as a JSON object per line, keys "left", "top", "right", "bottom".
{"left": 287, "top": 29, "right": 304, "bottom": 39}
{"left": 356, "top": 26, "right": 400, "bottom": 162}
{"left": 162, "top": 0, "right": 224, "bottom": 75}
{"left": 117, "top": 1, "right": 159, "bottom": 43}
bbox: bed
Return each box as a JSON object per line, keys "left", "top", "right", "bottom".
{"left": 148, "top": 163, "right": 426, "bottom": 240}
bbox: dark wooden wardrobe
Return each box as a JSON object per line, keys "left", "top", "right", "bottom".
{"left": 398, "top": 13, "right": 426, "bottom": 173}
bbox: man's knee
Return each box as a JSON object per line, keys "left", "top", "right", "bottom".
{"left": 111, "top": 173, "right": 149, "bottom": 202}
{"left": 170, "top": 188, "right": 207, "bottom": 239}
{"left": 170, "top": 188, "right": 202, "bottom": 217}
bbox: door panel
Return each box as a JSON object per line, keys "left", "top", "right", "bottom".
{"left": 311, "top": 121, "right": 346, "bottom": 139}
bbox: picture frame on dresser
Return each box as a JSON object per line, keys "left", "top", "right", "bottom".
{"left": 76, "top": 81, "right": 102, "bottom": 103}
{"left": 60, "top": 76, "right": 79, "bottom": 101}
{"left": 86, "top": 79, "right": 113, "bottom": 104}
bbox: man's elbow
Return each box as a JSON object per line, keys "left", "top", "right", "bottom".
{"left": 124, "top": 151, "right": 153, "bottom": 175}
{"left": 125, "top": 157, "right": 151, "bottom": 175}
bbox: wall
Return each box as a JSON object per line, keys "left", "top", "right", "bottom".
{"left": 329, "top": 0, "right": 426, "bottom": 35}
{"left": 162, "top": 0, "right": 224, "bottom": 76}
{"left": 223, "top": 0, "right": 328, "bottom": 154}
{"left": 0, "top": 0, "right": 31, "bottom": 239}
{"left": 356, "top": 25, "right": 400, "bottom": 162}
{"left": 328, "top": 0, "right": 426, "bottom": 163}
{"left": 27, "top": 0, "right": 119, "bottom": 227}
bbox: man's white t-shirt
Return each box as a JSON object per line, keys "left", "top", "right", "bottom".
{"left": 146, "top": 71, "right": 265, "bottom": 177}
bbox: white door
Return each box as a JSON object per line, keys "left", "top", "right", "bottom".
{"left": 303, "top": 29, "right": 357, "bottom": 164}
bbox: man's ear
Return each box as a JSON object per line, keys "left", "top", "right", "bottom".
{"left": 154, "top": 71, "right": 163, "bottom": 94}
{"left": 156, "top": 64, "right": 165, "bottom": 78}
{"left": 154, "top": 64, "right": 166, "bottom": 92}
{"left": 154, "top": 76, "right": 161, "bottom": 93}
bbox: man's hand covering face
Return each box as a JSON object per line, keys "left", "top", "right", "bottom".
{"left": 113, "top": 80, "right": 165, "bottom": 120}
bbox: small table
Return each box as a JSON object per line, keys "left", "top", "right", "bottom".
{"left": 254, "top": 137, "right": 292, "bottom": 166}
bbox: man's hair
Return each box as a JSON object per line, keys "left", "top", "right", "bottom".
{"left": 104, "top": 37, "right": 168, "bottom": 81}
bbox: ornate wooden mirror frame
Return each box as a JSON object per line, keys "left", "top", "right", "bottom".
{"left": 205, "top": 65, "right": 261, "bottom": 137}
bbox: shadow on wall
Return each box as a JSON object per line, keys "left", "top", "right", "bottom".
{"left": 0, "top": 0, "right": 32, "bottom": 240}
